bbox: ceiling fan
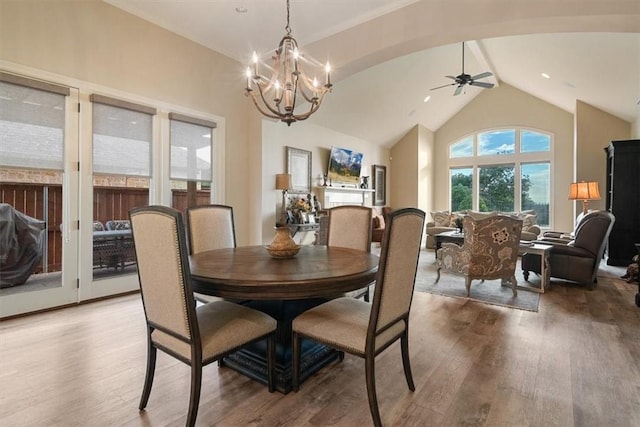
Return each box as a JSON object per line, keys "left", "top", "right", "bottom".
{"left": 431, "top": 42, "right": 495, "bottom": 96}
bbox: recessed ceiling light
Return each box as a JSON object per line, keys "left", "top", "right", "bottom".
{"left": 563, "top": 81, "right": 576, "bottom": 88}
{"left": 423, "top": 95, "right": 431, "bottom": 103}
{"left": 541, "top": 73, "right": 551, "bottom": 79}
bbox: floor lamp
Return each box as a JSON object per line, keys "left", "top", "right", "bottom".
{"left": 276, "top": 173, "right": 292, "bottom": 226}
{"left": 569, "top": 181, "right": 601, "bottom": 215}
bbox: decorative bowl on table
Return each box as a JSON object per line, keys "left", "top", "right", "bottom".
{"left": 265, "top": 244, "right": 302, "bottom": 258}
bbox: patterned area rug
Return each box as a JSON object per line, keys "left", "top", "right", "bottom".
{"left": 414, "top": 251, "right": 541, "bottom": 312}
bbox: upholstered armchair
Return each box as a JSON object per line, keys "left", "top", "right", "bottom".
{"left": 522, "top": 210, "right": 615, "bottom": 288}
{"left": 436, "top": 215, "right": 523, "bottom": 297}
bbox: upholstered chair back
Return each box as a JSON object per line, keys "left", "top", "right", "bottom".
{"left": 130, "top": 206, "right": 197, "bottom": 343}
{"left": 572, "top": 210, "right": 615, "bottom": 257}
{"left": 370, "top": 208, "right": 425, "bottom": 336}
{"left": 327, "top": 205, "right": 372, "bottom": 252}
{"left": 186, "top": 204, "right": 236, "bottom": 255}
{"left": 464, "top": 215, "right": 522, "bottom": 279}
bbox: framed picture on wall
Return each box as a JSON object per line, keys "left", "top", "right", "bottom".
{"left": 286, "top": 146, "right": 312, "bottom": 194}
{"left": 372, "top": 164, "right": 386, "bottom": 206}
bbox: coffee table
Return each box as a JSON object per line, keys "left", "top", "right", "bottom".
{"left": 434, "top": 230, "right": 464, "bottom": 258}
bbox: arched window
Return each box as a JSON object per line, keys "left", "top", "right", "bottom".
{"left": 448, "top": 128, "right": 552, "bottom": 226}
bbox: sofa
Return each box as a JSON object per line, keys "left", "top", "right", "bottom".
{"left": 425, "top": 209, "right": 541, "bottom": 249}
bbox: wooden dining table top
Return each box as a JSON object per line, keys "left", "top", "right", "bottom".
{"left": 189, "top": 245, "right": 379, "bottom": 300}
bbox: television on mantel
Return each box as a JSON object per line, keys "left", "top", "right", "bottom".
{"left": 327, "top": 146, "right": 364, "bottom": 186}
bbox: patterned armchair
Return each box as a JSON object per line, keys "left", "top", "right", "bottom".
{"left": 435, "top": 215, "right": 523, "bottom": 297}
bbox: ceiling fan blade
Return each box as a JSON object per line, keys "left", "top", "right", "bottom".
{"left": 430, "top": 83, "right": 455, "bottom": 91}
{"left": 453, "top": 85, "right": 464, "bottom": 96}
{"left": 470, "top": 81, "right": 495, "bottom": 89}
{"left": 445, "top": 75, "right": 456, "bottom": 80}
{"left": 470, "top": 71, "right": 492, "bottom": 80}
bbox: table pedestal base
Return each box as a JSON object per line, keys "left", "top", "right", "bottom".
{"left": 221, "top": 298, "right": 339, "bottom": 394}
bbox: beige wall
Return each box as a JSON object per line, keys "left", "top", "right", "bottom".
{"left": 433, "top": 83, "right": 575, "bottom": 231}
{"left": 261, "top": 119, "right": 389, "bottom": 244}
{"left": 575, "top": 100, "right": 631, "bottom": 213}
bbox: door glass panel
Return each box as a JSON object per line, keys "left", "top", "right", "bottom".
{"left": 169, "top": 118, "right": 214, "bottom": 213}
{"left": 91, "top": 104, "right": 152, "bottom": 279}
{"left": 0, "top": 81, "right": 66, "bottom": 295}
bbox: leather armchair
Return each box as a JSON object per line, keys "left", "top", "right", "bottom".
{"left": 522, "top": 211, "right": 615, "bottom": 288}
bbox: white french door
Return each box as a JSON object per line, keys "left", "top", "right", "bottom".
{"left": 0, "top": 75, "right": 80, "bottom": 318}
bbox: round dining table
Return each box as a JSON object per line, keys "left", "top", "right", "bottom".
{"left": 189, "top": 244, "right": 379, "bottom": 393}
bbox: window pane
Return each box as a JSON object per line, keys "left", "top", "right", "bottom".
{"left": 170, "top": 120, "right": 212, "bottom": 181}
{"left": 521, "top": 130, "right": 551, "bottom": 153}
{"left": 522, "top": 162, "right": 550, "bottom": 226}
{"left": 478, "top": 129, "right": 515, "bottom": 156}
{"left": 0, "top": 81, "right": 65, "bottom": 170}
{"left": 450, "top": 136, "right": 473, "bottom": 158}
{"left": 92, "top": 104, "right": 152, "bottom": 177}
{"left": 479, "top": 165, "right": 514, "bottom": 211}
{"left": 450, "top": 168, "right": 472, "bottom": 211}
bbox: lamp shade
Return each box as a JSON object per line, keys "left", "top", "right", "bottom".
{"left": 568, "top": 181, "right": 601, "bottom": 200}
{"left": 276, "top": 173, "right": 292, "bottom": 190}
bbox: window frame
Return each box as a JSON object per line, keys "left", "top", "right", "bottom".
{"left": 447, "top": 127, "right": 553, "bottom": 225}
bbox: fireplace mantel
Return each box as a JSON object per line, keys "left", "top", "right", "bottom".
{"left": 315, "top": 186, "right": 374, "bottom": 208}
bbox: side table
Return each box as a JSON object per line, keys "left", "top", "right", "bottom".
{"left": 519, "top": 243, "right": 553, "bottom": 293}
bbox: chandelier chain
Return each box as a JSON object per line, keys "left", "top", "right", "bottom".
{"left": 285, "top": 0, "right": 291, "bottom": 35}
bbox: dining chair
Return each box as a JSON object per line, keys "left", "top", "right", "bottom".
{"left": 129, "top": 205, "right": 276, "bottom": 427}
{"left": 326, "top": 205, "right": 373, "bottom": 301}
{"left": 435, "top": 215, "right": 523, "bottom": 297}
{"left": 186, "top": 204, "right": 236, "bottom": 303}
{"left": 292, "top": 208, "right": 425, "bottom": 427}
{"left": 186, "top": 204, "right": 236, "bottom": 254}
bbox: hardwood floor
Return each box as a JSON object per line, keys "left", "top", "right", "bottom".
{"left": 1, "top": 254, "right": 639, "bottom": 427}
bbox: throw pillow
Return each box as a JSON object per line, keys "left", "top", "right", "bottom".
{"left": 430, "top": 210, "right": 450, "bottom": 227}
{"left": 466, "top": 211, "right": 497, "bottom": 221}
{"left": 521, "top": 214, "right": 537, "bottom": 229}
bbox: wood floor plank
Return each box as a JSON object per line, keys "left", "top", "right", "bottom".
{"left": 1, "top": 257, "right": 639, "bottom": 426}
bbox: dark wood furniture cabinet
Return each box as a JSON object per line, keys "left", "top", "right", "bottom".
{"left": 604, "top": 139, "right": 640, "bottom": 266}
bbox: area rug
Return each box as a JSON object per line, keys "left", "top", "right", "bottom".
{"left": 414, "top": 253, "right": 540, "bottom": 312}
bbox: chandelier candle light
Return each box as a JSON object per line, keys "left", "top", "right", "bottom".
{"left": 245, "top": 0, "right": 332, "bottom": 126}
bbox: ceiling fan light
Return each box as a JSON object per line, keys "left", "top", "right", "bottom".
{"left": 541, "top": 72, "right": 551, "bottom": 79}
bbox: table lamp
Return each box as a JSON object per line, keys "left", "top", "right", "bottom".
{"left": 275, "top": 173, "right": 292, "bottom": 226}
{"left": 568, "top": 181, "right": 600, "bottom": 215}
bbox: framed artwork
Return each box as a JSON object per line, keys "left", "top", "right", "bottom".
{"left": 286, "top": 146, "right": 312, "bottom": 194}
{"left": 372, "top": 164, "right": 386, "bottom": 206}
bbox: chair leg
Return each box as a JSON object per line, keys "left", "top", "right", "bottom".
{"left": 400, "top": 329, "right": 415, "bottom": 391}
{"left": 523, "top": 270, "right": 530, "bottom": 281}
{"left": 267, "top": 333, "right": 275, "bottom": 393}
{"left": 365, "top": 355, "right": 383, "bottom": 427}
{"left": 364, "top": 286, "right": 370, "bottom": 302}
{"left": 292, "top": 332, "right": 301, "bottom": 392}
{"left": 510, "top": 275, "right": 517, "bottom": 297}
{"left": 139, "top": 341, "right": 157, "bottom": 410}
{"left": 435, "top": 267, "right": 441, "bottom": 283}
{"left": 465, "top": 277, "right": 472, "bottom": 297}
{"left": 186, "top": 361, "right": 202, "bottom": 427}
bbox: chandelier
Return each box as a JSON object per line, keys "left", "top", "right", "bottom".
{"left": 244, "top": 0, "right": 332, "bottom": 126}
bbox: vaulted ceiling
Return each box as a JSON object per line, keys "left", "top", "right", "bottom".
{"left": 105, "top": 0, "right": 640, "bottom": 146}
